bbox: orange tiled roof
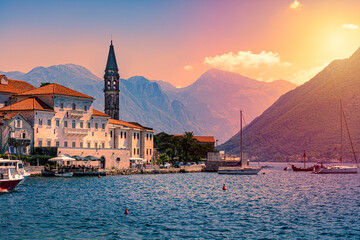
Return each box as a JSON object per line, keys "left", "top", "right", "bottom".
{"left": 174, "top": 135, "right": 215, "bottom": 143}
{"left": 0, "top": 78, "right": 36, "bottom": 94}
{"left": 17, "top": 83, "right": 93, "bottom": 99}
{"left": 109, "top": 119, "right": 144, "bottom": 129}
{"left": 8, "top": 79, "right": 36, "bottom": 92}
{"left": 0, "top": 97, "right": 53, "bottom": 111}
{"left": 2, "top": 112, "right": 20, "bottom": 120}
{"left": 92, "top": 109, "right": 109, "bottom": 117}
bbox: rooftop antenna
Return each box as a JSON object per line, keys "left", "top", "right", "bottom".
{"left": 111, "top": 34, "right": 113, "bottom": 45}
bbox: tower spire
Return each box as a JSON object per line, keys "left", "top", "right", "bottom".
{"left": 104, "top": 41, "right": 120, "bottom": 120}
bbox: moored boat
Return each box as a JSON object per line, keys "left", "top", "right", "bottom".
{"left": 0, "top": 165, "right": 24, "bottom": 192}
{"left": 313, "top": 100, "right": 358, "bottom": 174}
{"left": 218, "top": 110, "right": 261, "bottom": 175}
{"left": 291, "top": 150, "right": 315, "bottom": 172}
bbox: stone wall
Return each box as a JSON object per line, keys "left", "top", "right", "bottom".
{"left": 57, "top": 147, "right": 130, "bottom": 170}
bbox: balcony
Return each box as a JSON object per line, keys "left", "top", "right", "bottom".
{"left": 67, "top": 110, "right": 84, "bottom": 118}
{"left": 64, "top": 128, "right": 89, "bottom": 136}
{"left": 8, "top": 138, "right": 31, "bottom": 146}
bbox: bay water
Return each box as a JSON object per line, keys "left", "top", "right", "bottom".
{"left": 1, "top": 163, "right": 360, "bottom": 239}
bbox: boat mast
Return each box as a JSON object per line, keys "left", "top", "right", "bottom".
{"left": 342, "top": 104, "right": 358, "bottom": 166}
{"left": 340, "top": 99, "right": 343, "bottom": 165}
{"left": 240, "top": 110, "right": 243, "bottom": 166}
{"left": 303, "top": 150, "right": 306, "bottom": 168}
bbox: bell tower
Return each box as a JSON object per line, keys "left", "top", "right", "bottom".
{"left": 104, "top": 41, "right": 120, "bottom": 120}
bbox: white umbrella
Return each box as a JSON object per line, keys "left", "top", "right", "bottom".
{"left": 49, "top": 155, "right": 76, "bottom": 165}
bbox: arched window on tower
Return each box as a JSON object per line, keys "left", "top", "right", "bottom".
{"left": 72, "top": 103, "right": 76, "bottom": 110}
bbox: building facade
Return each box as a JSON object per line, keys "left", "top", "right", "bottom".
{"left": 0, "top": 42, "right": 155, "bottom": 169}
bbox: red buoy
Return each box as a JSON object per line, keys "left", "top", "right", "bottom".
{"left": 124, "top": 208, "right": 129, "bottom": 215}
{"left": 98, "top": 174, "right": 101, "bottom": 178}
{"left": 222, "top": 184, "right": 227, "bottom": 191}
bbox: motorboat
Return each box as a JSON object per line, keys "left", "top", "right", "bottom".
{"left": 0, "top": 159, "right": 29, "bottom": 185}
{"left": 0, "top": 164, "right": 24, "bottom": 192}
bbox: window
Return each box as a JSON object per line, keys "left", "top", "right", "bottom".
{"left": 95, "top": 143, "right": 98, "bottom": 149}
{"left": 146, "top": 149, "right": 148, "bottom": 155}
{"left": 39, "top": 119, "right": 43, "bottom": 125}
{"left": 56, "top": 141, "right": 59, "bottom": 147}
{"left": 72, "top": 103, "right": 76, "bottom": 110}
{"left": 120, "top": 132, "right": 123, "bottom": 138}
{"left": 10, "top": 132, "right": 15, "bottom": 138}
{"left": 110, "top": 131, "right": 113, "bottom": 137}
{"left": 47, "top": 141, "right": 51, "bottom": 147}
{"left": 95, "top": 123, "right": 98, "bottom": 129}
{"left": 22, "top": 133, "right": 26, "bottom": 139}
{"left": 134, "top": 133, "right": 136, "bottom": 139}
{"left": 134, "top": 148, "right": 136, "bottom": 154}
{"left": 150, "top": 134, "right": 152, "bottom": 140}
{"left": 72, "top": 142, "right": 75, "bottom": 148}
{"left": 137, "top": 133, "right": 139, "bottom": 139}
{"left": 47, "top": 119, "right": 51, "bottom": 126}
{"left": 16, "top": 120, "right": 21, "bottom": 128}
{"left": 84, "top": 105, "right": 87, "bottom": 111}
{"left": 72, "top": 120, "right": 76, "bottom": 128}
{"left": 64, "top": 121, "right": 68, "bottom": 128}
{"left": 102, "top": 123, "right": 105, "bottom": 130}
{"left": 116, "top": 157, "right": 120, "bottom": 163}
{"left": 87, "top": 122, "right": 91, "bottom": 129}
{"left": 92, "top": 132, "right": 94, "bottom": 136}
{"left": 150, "top": 149, "right": 152, "bottom": 155}
{"left": 102, "top": 143, "right": 105, "bottom": 148}
{"left": 64, "top": 142, "right": 68, "bottom": 147}
{"left": 137, "top": 148, "right": 139, "bottom": 155}
{"left": 56, "top": 120, "right": 60, "bottom": 127}
{"left": 80, "top": 142, "right": 83, "bottom": 148}
{"left": 60, "top": 102, "right": 64, "bottom": 109}
{"left": 80, "top": 122, "right": 83, "bottom": 128}
{"left": 39, "top": 140, "right": 42, "bottom": 147}
{"left": 124, "top": 132, "right": 126, "bottom": 138}
{"left": 87, "top": 142, "right": 90, "bottom": 148}
{"left": 36, "top": 128, "right": 38, "bottom": 133}
{"left": 146, "top": 134, "right": 148, "bottom": 140}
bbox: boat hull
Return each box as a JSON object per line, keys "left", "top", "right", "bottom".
{"left": 0, "top": 179, "right": 22, "bottom": 192}
{"left": 218, "top": 167, "right": 261, "bottom": 175}
{"left": 313, "top": 165, "right": 358, "bottom": 174}
{"left": 291, "top": 165, "right": 314, "bottom": 172}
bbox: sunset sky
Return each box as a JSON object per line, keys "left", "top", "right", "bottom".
{"left": 1, "top": 0, "right": 360, "bottom": 87}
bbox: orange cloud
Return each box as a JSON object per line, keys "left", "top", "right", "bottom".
{"left": 289, "top": 0, "right": 303, "bottom": 10}
{"left": 203, "top": 51, "right": 291, "bottom": 71}
{"left": 342, "top": 24, "right": 359, "bottom": 30}
{"left": 184, "top": 65, "right": 193, "bottom": 71}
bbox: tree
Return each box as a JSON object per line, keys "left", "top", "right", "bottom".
{"left": 40, "top": 82, "right": 51, "bottom": 87}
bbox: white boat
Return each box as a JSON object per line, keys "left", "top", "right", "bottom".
{"left": 314, "top": 100, "right": 358, "bottom": 174}
{"left": 0, "top": 165, "right": 24, "bottom": 192}
{"left": 313, "top": 164, "right": 357, "bottom": 174}
{"left": 218, "top": 110, "right": 261, "bottom": 175}
{"left": 0, "top": 159, "right": 29, "bottom": 185}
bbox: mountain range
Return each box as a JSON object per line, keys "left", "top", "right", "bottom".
{"left": 1, "top": 65, "right": 296, "bottom": 142}
{"left": 220, "top": 47, "right": 360, "bottom": 161}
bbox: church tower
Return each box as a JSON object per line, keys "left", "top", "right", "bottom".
{"left": 104, "top": 41, "right": 120, "bottom": 120}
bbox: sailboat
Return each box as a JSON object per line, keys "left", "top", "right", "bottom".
{"left": 313, "top": 100, "right": 358, "bottom": 174}
{"left": 291, "top": 150, "right": 314, "bottom": 171}
{"left": 218, "top": 110, "right": 261, "bottom": 175}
